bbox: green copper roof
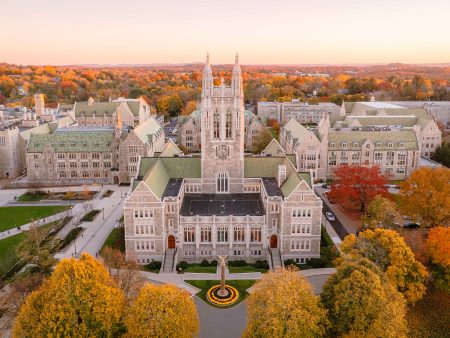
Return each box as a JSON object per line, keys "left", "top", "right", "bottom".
{"left": 28, "top": 130, "right": 114, "bottom": 153}
{"left": 262, "top": 139, "right": 285, "bottom": 156}
{"left": 74, "top": 100, "right": 142, "bottom": 117}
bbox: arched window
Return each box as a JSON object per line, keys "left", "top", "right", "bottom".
{"left": 225, "top": 109, "right": 232, "bottom": 139}
{"left": 216, "top": 172, "right": 229, "bottom": 193}
{"left": 213, "top": 109, "right": 220, "bottom": 139}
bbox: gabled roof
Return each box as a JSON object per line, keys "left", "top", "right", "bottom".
{"left": 74, "top": 100, "right": 143, "bottom": 117}
{"left": 159, "top": 139, "right": 183, "bottom": 157}
{"left": 282, "top": 118, "right": 319, "bottom": 145}
{"left": 19, "top": 115, "right": 76, "bottom": 141}
{"left": 133, "top": 116, "right": 163, "bottom": 145}
{"left": 28, "top": 129, "right": 115, "bottom": 153}
{"left": 262, "top": 139, "right": 285, "bottom": 156}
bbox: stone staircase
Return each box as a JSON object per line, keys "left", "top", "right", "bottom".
{"left": 163, "top": 249, "right": 175, "bottom": 272}
{"left": 270, "top": 248, "right": 282, "bottom": 270}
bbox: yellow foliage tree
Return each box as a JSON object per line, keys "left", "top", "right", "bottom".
{"left": 13, "top": 253, "right": 125, "bottom": 337}
{"left": 125, "top": 283, "right": 199, "bottom": 338}
{"left": 399, "top": 167, "right": 450, "bottom": 228}
{"left": 339, "top": 229, "right": 428, "bottom": 303}
{"left": 321, "top": 259, "right": 408, "bottom": 337}
{"left": 361, "top": 194, "right": 399, "bottom": 230}
{"left": 244, "top": 268, "right": 327, "bottom": 338}
{"left": 425, "top": 227, "right": 450, "bottom": 292}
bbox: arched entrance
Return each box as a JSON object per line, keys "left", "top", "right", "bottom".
{"left": 113, "top": 176, "right": 119, "bottom": 185}
{"left": 168, "top": 235, "right": 176, "bottom": 249}
{"left": 270, "top": 235, "right": 278, "bottom": 249}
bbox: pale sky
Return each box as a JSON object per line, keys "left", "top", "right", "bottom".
{"left": 1, "top": 0, "right": 450, "bottom": 65}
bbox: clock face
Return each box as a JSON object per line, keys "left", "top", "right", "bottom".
{"left": 217, "top": 145, "right": 229, "bottom": 160}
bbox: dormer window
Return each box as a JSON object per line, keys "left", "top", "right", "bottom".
{"left": 388, "top": 143, "right": 393, "bottom": 148}
{"left": 376, "top": 142, "right": 381, "bottom": 148}
{"left": 353, "top": 143, "right": 359, "bottom": 147}
{"left": 342, "top": 143, "right": 347, "bottom": 148}
{"left": 330, "top": 143, "right": 335, "bottom": 148}
{"left": 366, "top": 144, "right": 370, "bottom": 148}
{"left": 399, "top": 142, "right": 405, "bottom": 148}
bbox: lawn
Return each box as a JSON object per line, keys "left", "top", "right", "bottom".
{"left": 184, "top": 264, "right": 217, "bottom": 273}
{"left": 0, "top": 205, "right": 71, "bottom": 232}
{"left": 228, "top": 265, "right": 268, "bottom": 273}
{"left": 17, "top": 191, "right": 96, "bottom": 201}
{"left": 0, "top": 232, "right": 26, "bottom": 277}
{"left": 101, "top": 227, "right": 125, "bottom": 253}
{"left": 407, "top": 284, "right": 450, "bottom": 338}
{"left": 185, "top": 279, "right": 257, "bottom": 308}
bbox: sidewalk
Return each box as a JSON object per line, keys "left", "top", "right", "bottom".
{"left": 322, "top": 215, "right": 342, "bottom": 250}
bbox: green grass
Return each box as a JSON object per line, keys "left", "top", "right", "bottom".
{"left": 101, "top": 227, "right": 125, "bottom": 253}
{"left": 184, "top": 264, "right": 217, "bottom": 273}
{"left": 17, "top": 192, "right": 47, "bottom": 201}
{"left": 185, "top": 279, "right": 257, "bottom": 308}
{"left": 228, "top": 265, "right": 268, "bottom": 273}
{"left": 59, "top": 227, "right": 83, "bottom": 250}
{"left": 0, "top": 232, "right": 26, "bottom": 277}
{"left": 0, "top": 206, "right": 71, "bottom": 232}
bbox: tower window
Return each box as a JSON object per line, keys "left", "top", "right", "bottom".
{"left": 217, "top": 172, "right": 229, "bottom": 193}
{"left": 213, "top": 111, "right": 220, "bottom": 139}
{"left": 226, "top": 110, "right": 232, "bottom": 139}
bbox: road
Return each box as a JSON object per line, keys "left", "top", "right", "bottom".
{"left": 315, "top": 186, "right": 352, "bottom": 240}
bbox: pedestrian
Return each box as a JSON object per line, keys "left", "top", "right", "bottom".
{"left": 95, "top": 252, "right": 98, "bottom": 258}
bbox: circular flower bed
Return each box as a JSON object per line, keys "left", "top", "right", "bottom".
{"left": 206, "top": 284, "right": 239, "bottom": 306}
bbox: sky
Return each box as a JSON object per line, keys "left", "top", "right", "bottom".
{"left": 1, "top": 0, "right": 450, "bottom": 65}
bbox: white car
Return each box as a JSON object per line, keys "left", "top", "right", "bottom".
{"left": 325, "top": 212, "right": 335, "bottom": 222}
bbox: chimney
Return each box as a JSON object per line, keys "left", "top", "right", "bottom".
{"left": 88, "top": 97, "right": 94, "bottom": 106}
{"left": 277, "top": 165, "right": 286, "bottom": 187}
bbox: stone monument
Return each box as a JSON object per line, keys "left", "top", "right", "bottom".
{"left": 217, "top": 255, "right": 228, "bottom": 297}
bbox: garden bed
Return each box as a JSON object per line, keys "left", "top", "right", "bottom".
{"left": 102, "top": 190, "right": 114, "bottom": 198}
{"left": 17, "top": 190, "right": 96, "bottom": 201}
{"left": 185, "top": 279, "right": 256, "bottom": 308}
{"left": 59, "top": 227, "right": 83, "bottom": 250}
{"left": 228, "top": 260, "right": 269, "bottom": 273}
{"left": 80, "top": 209, "right": 101, "bottom": 222}
{"left": 143, "top": 261, "right": 162, "bottom": 273}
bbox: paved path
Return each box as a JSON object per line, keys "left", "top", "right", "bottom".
{"left": 55, "top": 186, "right": 127, "bottom": 259}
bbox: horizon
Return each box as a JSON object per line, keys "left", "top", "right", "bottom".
{"left": 1, "top": 0, "right": 450, "bottom": 65}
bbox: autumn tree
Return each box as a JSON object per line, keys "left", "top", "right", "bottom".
{"left": 340, "top": 229, "right": 428, "bottom": 303}
{"left": 125, "top": 283, "right": 199, "bottom": 338}
{"left": 13, "top": 253, "right": 125, "bottom": 337}
{"left": 252, "top": 128, "right": 274, "bottom": 154}
{"left": 321, "top": 258, "right": 407, "bottom": 337}
{"left": 181, "top": 100, "right": 197, "bottom": 116}
{"left": 244, "top": 268, "right": 327, "bottom": 338}
{"left": 425, "top": 227, "right": 450, "bottom": 292}
{"left": 360, "top": 195, "right": 399, "bottom": 230}
{"left": 328, "top": 165, "right": 388, "bottom": 212}
{"left": 399, "top": 167, "right": 450, "bottom": 228}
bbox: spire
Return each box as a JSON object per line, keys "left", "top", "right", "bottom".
{"left": 232, "top": 52, "right": 243, "bottom": 97}
{"left": 206, "top": 52, "right": 210, "bottom": 66}
{"left": 234, "top": 52, "right": 239, "bottom": 65}
{"left": 202, "top": 53, "right": 213, "bottom": 99}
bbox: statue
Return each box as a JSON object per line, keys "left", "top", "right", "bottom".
{"left": 217, "top": 255, "right": 228, "bottom": 296}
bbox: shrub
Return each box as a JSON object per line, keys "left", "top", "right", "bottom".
{"left": 176, "top": 261, "right": 188, "bottom": 271}
{"left": 229, "top": 260, "right": 246, "bottom": 267}
{"left": 200, "top": 259, "right": 210, "bottom": 267}
{"left": 310, "top": 258, "right": 325, "bottom": 268}
{"left": 145, "top": 261, "right": 162, "bottom": 271}
{"left": 255, "top": 260, "right": 269, "bottom": 269}
{"left": 59, "top": 227, "right": 83, "bottom": 249}
{"left": 284, "top": 259, "right": 295, "bottom": 267}
{"left": 210, "top": 260, "right": 218, "bottom": 267}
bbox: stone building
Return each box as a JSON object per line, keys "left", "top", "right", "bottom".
{"left": 257, "top": 100, "right": 340, "bottom": 124}
{"left": 0, "top": 120, "right": 21, "bottom": 178}
{"left": 118, "top": 117, "right": 165, "bottom": 184}
{"left": 74, "top": 97, "right": 151, "bottom": 128}
{"left": 177, "top": 109, "right": 265, "bottom": 153}
{"left": 340, "top": 101, "right": 442, "bottom": 158}
{"left": 123, "top": 54, "right": 322, "bottom": 270}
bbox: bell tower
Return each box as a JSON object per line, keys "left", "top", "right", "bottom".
{"left": 200, "top": 53, "right": 245, "bottom": 194}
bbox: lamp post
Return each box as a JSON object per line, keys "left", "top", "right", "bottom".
{"left": 103, "top": 207, "right": 105, "bottom": 220}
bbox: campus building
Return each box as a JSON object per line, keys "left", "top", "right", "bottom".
{"left": 177, "top": 109, "right": 266, "bottom": 153}
{"left": 257, "top": 100, "right": 340, "bottom": 124}
{"left": 123, "top": 55, "right": 322, "bottom": 270}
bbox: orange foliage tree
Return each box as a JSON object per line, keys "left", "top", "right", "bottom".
{"left": 328, "top": 165, "right": 388, "bottom": 212}
{"left": 425, "top": 227, "right": 450, "bottom": 292}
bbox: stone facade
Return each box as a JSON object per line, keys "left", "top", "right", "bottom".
{"left": 123, "top": 55, "right": 322, "bottom": 268}
{"left": 257, "top": 101, "right": 340, "bottom": 124}
{"left": 177, "top": 109, "right": 265, "bottom": 153}
{"left": 0, "top": 120, "right": 21, "bottom": 178}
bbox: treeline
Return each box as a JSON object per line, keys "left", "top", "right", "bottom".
{"left": 0, "top": 63, "right": 449, "bottom": 117}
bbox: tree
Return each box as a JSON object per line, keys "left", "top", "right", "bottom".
{"left": 425, "top": 227, "right": 450, "bottom": 292}
{"left": 13, "top": 253, "right": 125, "bottom": 337}
{"left": 181, "top": 100, "right": 197, "bottom": 116}
{"left": 329, "top": 165, "right": 388, "bottom": 212}
{"left": 244, "top": 268, "right": 327, "bottom": 338}
{"left": 16, "top": 222, "right": 57, "bottom": 274}
{"left": 125, "top": 283, "right": 199, "bottom": 338}
{"left": 360, "top": 195, "right": 399, "bottom": 230}
{"left": 321, "top": 259, "right": 407, "bottom": 337}
{"left": 399, "top": 167, "right": 450, "bottom": 228}
{"left": 340, "top": 229, "right": 428, "bottom": 303}
{"left": 252, "top": 128, "right": 274, "bottom": 154}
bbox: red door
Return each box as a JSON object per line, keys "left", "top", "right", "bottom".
{"left": 270, "top": 235, "right": 277, "bottom": 249}
{"left": 168, "top": 235, "right": 175, "bottom": 249}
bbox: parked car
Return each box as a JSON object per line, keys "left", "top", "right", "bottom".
{"left": 403, "top": 222, "right": 420, "bottom": 229}
{"left": 321, "top": 184, "right": 328, "bottom": 189}
{"left": 325, "top": 212, "right": 336, "bottom": 222}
